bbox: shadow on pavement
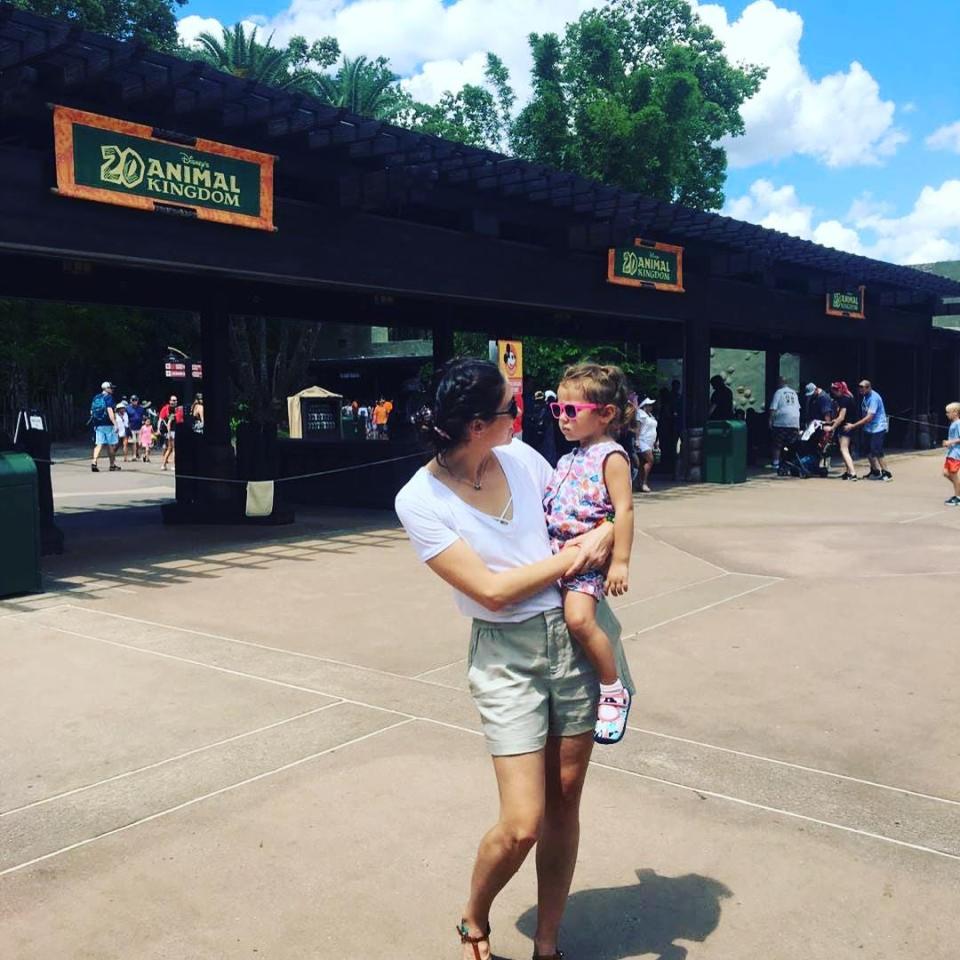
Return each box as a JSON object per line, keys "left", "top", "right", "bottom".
{"left": 517, "top": 868, "right": 733, "bottom": 960}
{"left": 34, "top": 502, "right": 405, "bottom": 602}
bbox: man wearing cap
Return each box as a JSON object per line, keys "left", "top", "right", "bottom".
{"left": 126, "top": 394, "right": 145, "bottom": 459}
{"left": 635, "top": 397, "right": 659, "bottom": 493}
{"left": 845, "top": 379, "right": 891, "bottom": 480}
{"left": 804, "top": 383, "right": 834, "bottom": 424}
{"left": 90, "top": 381, "right": 120, "bottom": 472}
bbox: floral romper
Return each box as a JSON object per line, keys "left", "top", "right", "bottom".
{"left": 543, "top": 439, "right": 628, "bottom": 600}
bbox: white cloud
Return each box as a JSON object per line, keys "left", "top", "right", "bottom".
{"left": 256, "top": 0, "right": 597, "bottom": 106}
{"left": 178, "top": 0, "right": 906, "bottom": 171}
{"left": 926, "top": 121, "right": 960, "bottom": 153}
{"left": 177, "top": 15, "right": 261, "bottom": 47}
{"left": 725, "top": 178, "right": 960, "bottom": 265}
{"left": 400, "top": 52, "right": 488, "bottom": 106}
{"left": 694, "top": 0, "right": 906, "bottom": 168}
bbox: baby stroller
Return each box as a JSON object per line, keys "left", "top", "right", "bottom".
{"left": 778, "top": 420, "right": 830, "bottom": 478}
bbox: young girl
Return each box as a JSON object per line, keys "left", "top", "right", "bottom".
{"left": 139, "top": 416, "right": 155, "bottom": 463}
{"left": 543, "top": 362, "right": 635, "bottom": 744}
{"left": 115, "top": 401, "right": 131, "bottom": 462}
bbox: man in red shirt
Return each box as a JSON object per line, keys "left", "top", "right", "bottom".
{"left": 158, "top": 394, "right": 182, "bottom": 470}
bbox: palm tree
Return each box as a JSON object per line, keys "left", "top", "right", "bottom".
{"left": 315, "top": 56, "right": 408, "bottom": 119}
{"left": 194, "top": 24, "right": 318, "bottom": 93}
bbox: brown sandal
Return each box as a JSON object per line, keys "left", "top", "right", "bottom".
{"left": 457, "top": 920, "right": 490, "bottom": 959}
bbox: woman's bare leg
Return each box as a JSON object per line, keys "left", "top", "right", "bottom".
{"left": 461, "top": 750, "right": 546, "bottom": 959}
{"left": 839, "top": 436, "right": 856, "bottom": 476}
{"left": 534, "top": 731, "right": 594, "bottom": 957}
{"left": 564, "top": 591, "right": 617, "bottom": 685}
{"left": 640, "top": 451, "right": 653, "bottom": 491}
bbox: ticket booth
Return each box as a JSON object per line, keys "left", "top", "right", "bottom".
{"left": 287, "top": 386, "right": 343, "bottom": 441}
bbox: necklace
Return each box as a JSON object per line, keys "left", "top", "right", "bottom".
{"left": 438, "top": 453, "right": 490, "bottom": 491}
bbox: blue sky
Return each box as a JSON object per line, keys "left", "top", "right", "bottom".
{"left": 176, "top": 0, "right": 960, "bottom": 264}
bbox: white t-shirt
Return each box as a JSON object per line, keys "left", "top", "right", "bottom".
{"left": 636, "top": 410, "right": 658, "bottom": 451}
{"left": 768, "top": 386, "right": 800, "bottom": 428}
{"left": 394, "top": 439, "right": 562, "bottom": 622}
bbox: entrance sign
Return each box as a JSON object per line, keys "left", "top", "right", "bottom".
{"left": 607, "top": 239, "right": 684, "bottom": 293}
{"left": 826, "top": 287, "right": 866, "bottom": 319}
{"left": 164, "top": 361, "right": 187, "bottom": 379}
{"left": 53, "top": 106, "right": 276, "bottom": 232}
{"left": 497, "top": 340, "right": 524, "bottom": 437}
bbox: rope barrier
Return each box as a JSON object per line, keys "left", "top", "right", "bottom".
{"left": 887, "top": 415, "right": 950, "bottom": 432}
{"left": 25, "top": 450, "right": 427, "bottom": 484}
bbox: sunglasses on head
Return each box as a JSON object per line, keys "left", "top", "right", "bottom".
{"left": 549, "top": 401, "right": 604, "bottom": 419}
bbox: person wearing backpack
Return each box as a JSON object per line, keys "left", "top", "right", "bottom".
{"left": 90, "top": 381, "right": 120, "bottom": 472}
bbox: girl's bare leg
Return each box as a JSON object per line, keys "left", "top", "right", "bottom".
{"left": 564, "top": 591, "right": 617, "bottom": 684}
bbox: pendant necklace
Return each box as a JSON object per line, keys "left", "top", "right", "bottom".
{"left": 439, "top": 453, "right": 489, "bottom": 491}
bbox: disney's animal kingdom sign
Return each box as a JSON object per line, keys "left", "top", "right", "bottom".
{"left": 52, "top": 106, "right": 275, "bottom": 232}
{"left": 607, "top": 239, "right": 684, "bottom": 294}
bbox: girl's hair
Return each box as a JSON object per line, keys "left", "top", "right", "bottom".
{"left": 560, "top": 362, "right": 636, "bottom": 432}
{"left": 413, "top": 358, "right": 507, "bottom": 453}
{"left": 946, "top": 401, "right": 960, "bottom": 416}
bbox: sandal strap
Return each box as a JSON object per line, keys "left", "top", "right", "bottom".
{"left": 457, "top": 921, "right": 489, "bottom": 960}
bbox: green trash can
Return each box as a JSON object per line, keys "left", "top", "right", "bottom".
{"left": 704, "top": 420, "right": 747, "bottom": 484}
{"left": 0, "top": 452, "right": 42, "bottom": 597}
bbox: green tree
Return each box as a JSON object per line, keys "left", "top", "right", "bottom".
{"left": 315, "top": 55, "right": 411, "bottom": 120}
{"left": 9, "top": 0, "right": 185, "bottom": 51}
{"left": 511, "top": 0, "right": 763, "bottom": 209}
{"left": 408, "top": 54, "right": 515, "bottom": 150}
{"left": 192, "top": 24, "right": 337, "bottom": 93}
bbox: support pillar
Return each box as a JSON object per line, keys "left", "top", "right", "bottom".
{"left": 163, "top": 310, "right": 239, "bottom": 522}
{"left": 681, "top": 315, "right": 710, "bottom": 481}
{"left": 684, "top": 315, "right": 710, "bottom": 431}
{"left": 432, "top": 321, "right": 454, "bottom": 375}
{"left": 764, "top": 347, "right": 781, "bottom": 406}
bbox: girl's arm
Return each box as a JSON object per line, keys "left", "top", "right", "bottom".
{"left": 603, "top": 452, "right": 634, "bottom": 597}
{"left": 427, "top": 539, "right": 577, "bottom": 613}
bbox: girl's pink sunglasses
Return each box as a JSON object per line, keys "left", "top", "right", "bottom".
{"left": 549, "top": 401, "right": 604, "bottom": 419}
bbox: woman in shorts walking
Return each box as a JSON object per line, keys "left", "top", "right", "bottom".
{"left": 395, "top": 359, "right": 632, "bottom": 960}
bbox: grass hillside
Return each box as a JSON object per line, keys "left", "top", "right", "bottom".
{"left": 915, "top": 261, "right": 960, "bottom": 329}
{"left": 914, "top": 260, "right": 960, "bottom": 282}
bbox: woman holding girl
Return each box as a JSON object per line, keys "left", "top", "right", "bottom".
{"left": 395, "top": 359, "right": 634, "bottom": 960}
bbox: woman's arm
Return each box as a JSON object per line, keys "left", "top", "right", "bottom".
{"left": 603, "top": 453, "right": 634, "bottom": 596}
{"left": 426, "top": 539, "right": 578, "bottom": 613}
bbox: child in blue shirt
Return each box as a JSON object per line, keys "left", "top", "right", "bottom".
{"left": 943, "top": 402, "right": 960, "bottom": 506}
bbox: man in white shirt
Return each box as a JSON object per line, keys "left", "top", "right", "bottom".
{"left": 767, "top": 377, "right": 800, "bottom": 470}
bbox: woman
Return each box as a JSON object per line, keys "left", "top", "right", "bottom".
{"left": 827, "top": 381, "right": 858, "bottom": 480}
{"left": 395, "top": 359, "right": 633, "bottom": 960}
{"left": 635, "top": 397, "right": 659, "bottom": 493}
{"left": 190, "top": 393, "right": 204, "bottom": 435}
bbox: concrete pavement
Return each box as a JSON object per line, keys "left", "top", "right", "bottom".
{"left": 1, "top": 448, "right": 958, "bottom": 958}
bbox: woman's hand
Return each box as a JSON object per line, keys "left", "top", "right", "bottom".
{"left": 563, "top": 522, "right": 614, "bottom": 576}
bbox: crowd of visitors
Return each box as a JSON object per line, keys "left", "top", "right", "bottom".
{"left": 343, "top": 398, "right": 395, "bottom": 440}
{"left": 88, "top": 383, "right": 203, "bottom": 472}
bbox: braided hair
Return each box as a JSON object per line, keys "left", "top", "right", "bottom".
{"left": 413, "top": 358, "right": 508, "bottom": 454}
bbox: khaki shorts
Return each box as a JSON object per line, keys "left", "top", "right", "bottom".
{"left": 467, "top": 600, "right": 635, "bottom": 756}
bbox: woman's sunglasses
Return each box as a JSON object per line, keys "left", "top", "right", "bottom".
{"left": 549, "top": 401, "right": 604, "bottom": 420}
{"left": 492, "top": 397, "right": 519, "bottom": 419}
